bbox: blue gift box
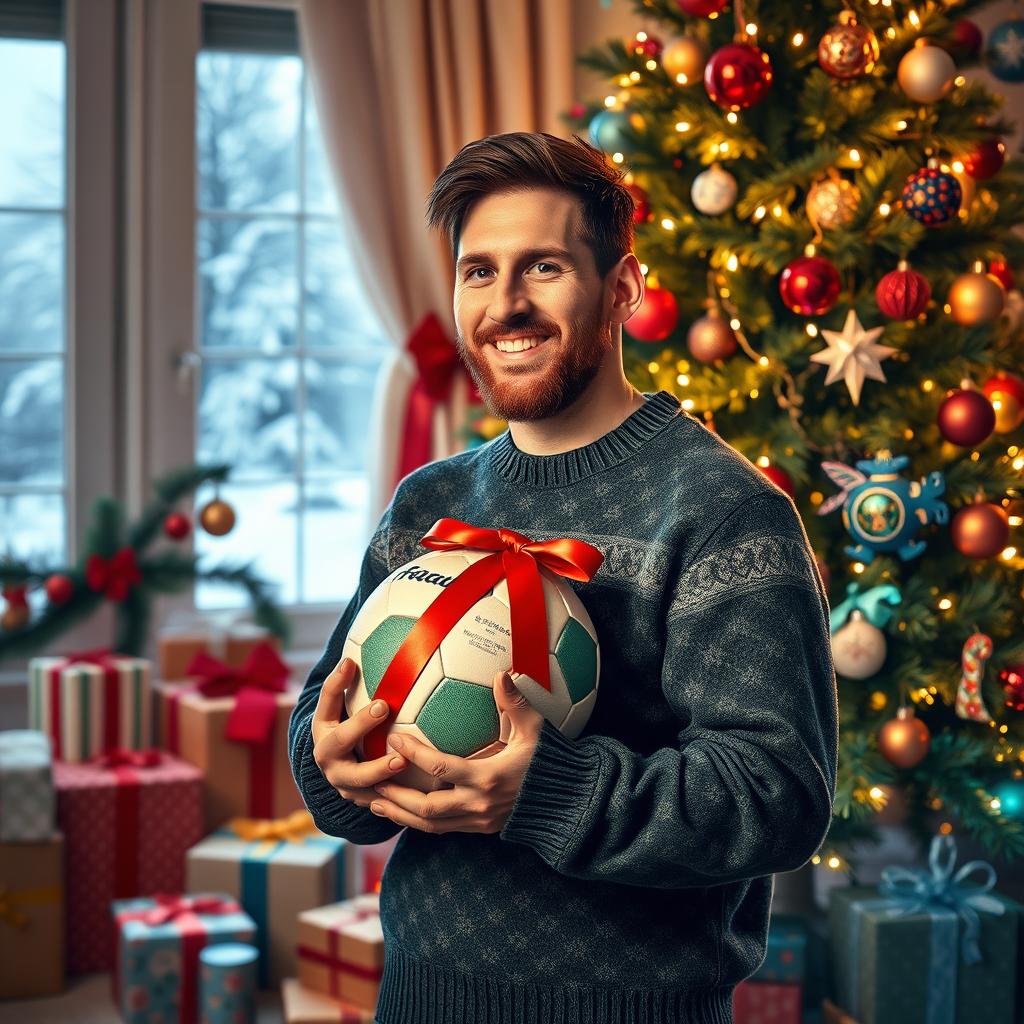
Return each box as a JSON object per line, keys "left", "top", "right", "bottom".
{"left": 199, "top": 942, "right": 259, "bottom": 1024}
{"left": 751, "top": 912, "right": 808, "bottom": 983}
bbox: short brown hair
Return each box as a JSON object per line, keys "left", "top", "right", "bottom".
{"left": 425, "top": 131, "right": 635, "bottom": 280}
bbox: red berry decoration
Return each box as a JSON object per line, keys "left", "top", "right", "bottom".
{"left": 625, "top": 283, "right": 679, "bottom": 342}
{"left": 779, "top": 255, "right": 841, "bottom": 316}
{"left": 901, "top": 163, "right": 961, "bottom": 226}
{"left": 876, "top": 261, "right": 931, "bottom": 320}
{"left": 704, "top": 43, "right": 773, "bottom": 111}
{"left": 937, "top": 386, "right": 996, "bottom": 447}
{"left": 625, "top": 181, "right": 650, "bottom": 224}
{"left": 164, "top": 511, "right": 192, "bottom": 540}
{"left": 988, "top": 259, "right": 1014, "bottom": 292}
{"left": 961, "top": 136, "right": 1006, "bottom": 180}
{"left": 44, "top": 573, "right": 74, "bottom": 605}
{"left": 677, "top": 0, "right": 727, "bottom": 16}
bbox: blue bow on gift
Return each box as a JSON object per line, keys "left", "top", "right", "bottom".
{"left": 829, "top": 582, "right": 902, "bottom": 635}
{"left": 878, "top": 833, "right": 1005, "bottom": 964}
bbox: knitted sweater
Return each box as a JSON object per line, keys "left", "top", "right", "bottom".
{"left": 288, "top": 389, "right": 838, "bottom": 1024}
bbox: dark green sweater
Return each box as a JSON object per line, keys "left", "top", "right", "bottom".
{"left": 288, "top": 390, "right": 838, "bottom": 1024}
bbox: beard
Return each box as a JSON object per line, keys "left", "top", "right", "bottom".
{"left": 455, "top": 302, "right": 614, "bottom": 422}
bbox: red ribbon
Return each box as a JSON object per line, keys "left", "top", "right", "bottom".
{"left": 92, "top": 747, "right": 163, "bottom": 769}
{"left": 396, "top": 312, "right": 481, "bottom": 490}
{"left": 296, "top": 904, "right": 380, "bottom": 998}
{"left": 85, "top": 546, "right": 142, "bottom": 602}
{"left": 46, "top": 646, "right": 124, "bottom": 760}
{"left": 2, "top": 584, "right": 28, "bottom": 609}
{"left": 112, "top": 894, "right": 241, "bottom": 1024}
{"left": 364, "top": 518, "right": 603, "bottom": 760}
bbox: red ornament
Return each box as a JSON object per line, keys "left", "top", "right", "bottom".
{"left": 961, "top": 136, "right": 1006, "bottom": 180}
{"left": 1000, "top": 663, "right": 1024, "bottom": 713}
{"left": 164, "top": 512, "right": 192, "bottom": 540}
{"left": 625, "top": 284, "right": 679, "bottom": 342}
{"left": 2, "top": 584, "right": 28, "bottom": 609}
{"left": 569, "top": 102, "right": 587, "bottom": 119}
{"left": 760, "top": 464, "right": 795, "bottom": 499}
{"left": 704, "top": 43, "right": 773, "bottom": 111}
{"left": 632, "top": 32, "right": 663, "bottom": 59}
{"left": 876, "top": 263, "right": 931, "bottom": 319}
{"left": 625, "top": 181, "right": 650, "bottom": 224}
{"left": 947, "top": 19, "right": 983, "bottom": 60}
{"left": 676, "top": 0, "right": 727, "bottom": 16}
{"left": 937, "top": 387, "right": 996, "bottom": 447}
{"left": 951, "top": 502, "right": 1010, "bottom": 559}
{"left": 779, "top": 255, "right": 841, "bottom": 316}
{"left": 44, "top": 573, "right": 74, "bottom": 605}
{"left": 988, "top": 259, "right": 1015, "bottom": 292}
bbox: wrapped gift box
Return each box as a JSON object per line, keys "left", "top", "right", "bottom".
{"left": 733, "top": 979, "right": 802, "bottom": 1024}
{"left": 750, "top": 912, "right": 808, "bottom": 984}
{"left": 296, "top": 892, "right": 383, "bottom": 1009}
{"left": 158, "top": 618, "right": 280, "bottom": 681}
{"left": 111, "top": 892, "right": 257, "bottom": 1024}
{"left": 828, "top": 836, "right": 1020, "bottom": 1024}
{"left": 186, "top": 810, "right": 346, "bottom": 989}
{"left": 198, "top": 941, "right": 259, "bottom": 1024}
{"left": 0, "top": 729, "right": 56, "bottom": 841}
{"left": 281, "top": 977, "right": 376, "bottom": 1024}
{"left": 55, "top": 750, "right": 203, "bottom": 974}
{"left": 152, "top": 642, "right": 302, "bottom": 831}
{"left": 0, "top": 833, "right": 64, "bottom": 999}
{"left": 28, "top": 649, "right": 152, "bottom": 762}
{"left": 345, "top": 833, "right": 399, "bottom": 899}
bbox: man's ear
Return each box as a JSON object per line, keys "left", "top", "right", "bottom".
{"left": 606, "top": 253, "right": 645, "bottom": 326}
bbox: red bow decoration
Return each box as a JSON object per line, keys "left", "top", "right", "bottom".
{"left": 90, "top": 747, "right": 163, "bottom": 769}
{"left": 85, "top": 547, "right": 142, "bottom": 601}
{"left": 364, "top": 518, "right": 604, "bottom": 760}
{"left": 185, "top": 640, "right": 289, "bottom": 745}
{"left": 1, "top": 584, "right": 28, "bottom": 609}
{"left": 138, "top": 893, "right": 238, "bottom": 927}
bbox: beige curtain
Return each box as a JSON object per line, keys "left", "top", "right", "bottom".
{"left": 297, "top": 0, "right": 573, "bottom": 529}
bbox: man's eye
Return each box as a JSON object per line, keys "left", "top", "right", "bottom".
{"left": 466, "top": 262, "right": 559, "bottom": 281}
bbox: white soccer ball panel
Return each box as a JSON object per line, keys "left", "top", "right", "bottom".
{"left": 561, "top": 687, "right": 598, "bottom": 739}
{"left": 437, "top": 594, "right": 513, "bottom": 687}
{"left": 508, "top": 654, "right": 573, "bottom": 727}
{"left": 347, "top": 578, "right": 393, "bottom": 645}
{"left": 385, "top": 551, "right": 476, "bottom": 618}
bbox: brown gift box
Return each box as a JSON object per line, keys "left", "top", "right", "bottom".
{"left": 0, "top": 833, "right": 65, "bottom": 999}
{"left": 157, "top": 622, "right": 280, "bottom": 681}
{"left": 152, "top": 679, "right": 304, "bottom": 831}
{"left": 281, "top": 977, "right": 376, "bottom": 1023}
{"left": 297, "top": 893, "right": 383, "bottom": 1009}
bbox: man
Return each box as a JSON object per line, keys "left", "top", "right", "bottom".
{"left": 289, "top": 131, "right": 838, "bottom": 1024}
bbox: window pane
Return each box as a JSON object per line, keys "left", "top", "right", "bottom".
{"left": 197, "top": 358, "right": 298, "bottom": 478}
{"left": 197, "top": 51, "right": 301, "bottom": 213}
{"left": 304, "top": 357, "right": 383, "bottom": 474}
{"left": 303, "top": 477, "right": 368, "bottom": 603}
{"left": 304, "top": 74, "right": 339, "bottom": 217}
{"left": 0, "top": 212, "right": 64, "bottom": 353}
{"left": 0, "top": 491, "right": 64, "bottom": 564}
{"left": 198, "top": 215, "right": 298, "bottom": 350}
{"left": 0, "top": 38, "right": 65, "bottom": 208}
{"left": 194, "top": 480, "right": 298, "bottom": 608}
{"left": 0, "top": 358, "right": 63, "bottom": 485}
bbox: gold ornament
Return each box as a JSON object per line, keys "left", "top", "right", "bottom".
{"left": 662, "top": 36, "right": 706, "bottom": 85}
{"left": 1, "top": 604, "right": 29, "bottom": 631}
{"left": 687, "top": 310, "right": 737, "bottom": 363}
{"left": 806, "top": 176, "right": 860, "bottom": 232}
{"left": 897, "top": 40, "right": 956, "bottom": 103}
{"left": 878, "top": 706, "right": 931, "bottom": 768}
{"left": 818, "top": 11, "right": 880, "bottom": 78}
{"left": 947, "top": 260, "right": 1006, "bottom": 325}
{"left": 987, "top": 387, "right": 1023, "bottom": 433}
{"left": 199, "top": 497, "right": 237, "bottom": 536}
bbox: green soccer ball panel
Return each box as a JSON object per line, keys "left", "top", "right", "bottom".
{"left": 556, "top": 617, "right": 599, "bottom": 704}
{"left": 415, "top": 677, "right": 499, "bottom": 756}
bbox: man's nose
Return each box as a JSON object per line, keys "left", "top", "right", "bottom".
{"left": 486, "top": 274, "right": 532, "bottom": 324}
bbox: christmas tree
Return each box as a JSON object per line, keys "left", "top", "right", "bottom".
{"left": 565, "top": 0, "right": 1024, "bottom": 867}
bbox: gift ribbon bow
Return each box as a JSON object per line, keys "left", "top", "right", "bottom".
{"left": 878, "top": 833, "right": 1005, "bottom": 964}
{"left": 139, "top": 893, "right": 240, "bottom": 927}
{"left": 829, "top": 582, "right": 902, "bottom": 635}
{"left": 90, "top": 747, "right": 163, "bottom": 769}
{"left": 225, "top": 809, "right": 318, "bottom": 844}
{"left": 85, "top": 546, "right": 142, "bottom": 601}
{"left": 1, "top": 584, "right": 28, "bottom": 610}
{"left": 364, "top": 517, "right": 604, "bottom": 760}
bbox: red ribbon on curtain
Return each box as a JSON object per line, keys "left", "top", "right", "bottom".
{"left": 46, "top": 646, "right": 124, "bottom": 760}
{"left": 85, "top": 547, "right": 142, "bottom": 601}
{"left": 363, "top": 518, "right": 604, "bottom": 761}
{"left": 395, "top": 312, "right": 481, "bottom": 490}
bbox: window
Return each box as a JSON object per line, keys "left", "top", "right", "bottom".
{"left": 0, "top": 8, "right": 67, "bottom": 588}
{"left": 193, "top": 3, "right": 391, "bottom": 612}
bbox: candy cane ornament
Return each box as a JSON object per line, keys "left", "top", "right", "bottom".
{"left": 956, "top": 632, "right": 994, "bottom": 723}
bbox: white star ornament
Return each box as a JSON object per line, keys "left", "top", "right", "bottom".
{"left": 808, "top": 309, "right": 897, "bottom": 405}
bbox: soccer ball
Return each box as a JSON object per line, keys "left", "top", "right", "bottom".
{"left": 342, "top": 548, "right": 601, "bottom": 792}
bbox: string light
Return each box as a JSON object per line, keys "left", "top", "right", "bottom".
{"left": 753, "top": 205, "right": 767, "bottom": 220}
{"left": 848, "top": 148, "right": 861, "bottom": 163}
{"left": 806, "top": 323, "right": 818, "bottom": 336}
{"left": 954, "top": 74, "right": 966, "bottom": 87}
{"left": 660, "top": 217, "right": 676, "bottom": 230}
{"left": 908, "top": 10, "right": 921, "bottom": 26}
{"left": 603, "top": 95, "right": 618, "bottom": 108}
{"left": 745, "top": 22, "right": 758, "bottom": 35}
{"left": 878, "top": 202, "right": 891, "bottom": 215}
{"left": 676, "top": 121, "right": 691, "bottom": 132}
{"left": 771, "top": 203, "right": 783, "bottom": 217}
{"left": 792, "top": 32, "right": 805, "bottom": 45}
{"left": 726, "top": 111, "right": 739, "bottom": 124}
{"left": 726, "top": 253, "right": 739, "bottom": 271}
{"left": 885, "top": 26, "right": 896, "bottom": 38}
{"left": 894, "top": 119, "right": 908, "bottom": 130}
{"left": 729, "top": 317, "right": 741, "bottom": 329}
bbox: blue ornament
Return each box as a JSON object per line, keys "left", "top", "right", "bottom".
{"left": 992, "top": 778, "right": 1024, "bottom": 821}
{"left": 588, "top": 109, "right": 641, "bottom": 155}
{"left": 901, "top": 165, "right": 961, "bottom": 226}
{"left": 817, "top": 449, "right": 948, "bottom": 563}
{"left": 986, "top": 19, "right": 1024, "bottom": 83}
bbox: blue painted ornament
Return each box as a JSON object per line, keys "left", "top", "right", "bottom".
{"left": 588, "top": 109, "right": 642, "bottom": 155}
{"left": 901, "top": 163, "right": 961, "bottom": 226}
{"left": 986, "top": 19, "right": 1024, "bottom": 82}
{"left": 817, "top": 449, "right": 948, "bottom": 563}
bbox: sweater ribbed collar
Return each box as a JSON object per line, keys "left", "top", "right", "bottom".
{"left": 486, "top": 390, "right": 682, "bottom": 488}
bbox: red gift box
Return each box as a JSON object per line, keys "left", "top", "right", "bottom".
{"left": 733, "top": 979, "right": 803, "bottom": 1024}
{"left": 54, "top": 749, "right": 203, "bottom": 974}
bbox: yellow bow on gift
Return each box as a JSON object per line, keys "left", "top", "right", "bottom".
{"left": 225, "top": 808, "right": 319, "bottom": 843}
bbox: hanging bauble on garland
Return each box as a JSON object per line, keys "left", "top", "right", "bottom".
{"left": 704, "top": 43, "right": 773, "bottom": 111}
{"left": 879, "top": 706, "right": 931, "bottom": 769}
{"left": 1, "top": 585, "right": 30, "bottom": 631}
{"left": 1000, "top": 663, "right": 1024, "bottom": 713}
{"left": 876, "top": 260, "right": 931, "bottom": 320}
{"left": 982, "top": 373, "right": 1024, "bottom": 433}
{"left": 779, "top": 251, "right": 841, "bottom": 316}
{"left": 985, "top": 19, "right": 1024, "bottom": 82}
{"left": 164, "top": 512, "right": 192, "bottom": 540}
{"left": 691, "top": 163, "right": 738, "bottom": 215}
{"left": 960, "top": 136, "right": 1006, "bottom": 180}
{"left": 625, "top": 181, "right": 650, "bottom": 224}
{"left": 676, "top": 0, "right": 727, "bottom": 17}
{"left": 588, "top": 109, "right": 643, "bottom": 155}
{"left": 828, "top": 582, "right": 902, "bottom": 680}
{"left": 900, "top": 160, "right": 962, "bottom": 226}
{"left": 200, "top": 497, "right": 237, "bottom": 537}
{"left": 625, "top": 280, "right": 679, "bottom": 342}
{"left": 937, "top": 380, "right": 996, "bottom": 447}
{"left": 945, "top": 19, "right": 983, "bottom": 61}
{"left": 809, "top": 309, "right": 896, "bottom": 406}
{"left": 955, "top": 632, "right": 994, "bottom": 722}
{"left": 630, "top": 31, "right": 663, "bottom": 60}
{"left": 987, "top": 259, "right": 1015, "bottom": 292}
{"left": 818, "top": 11, "right": 880, "bottom": 79}
{"left": 806, "top": 176, "right": 860, "bottom": 231}
{"left": 897, "top": 39, "right": 956, "bottom": 103}
{"left": 758, "top": 463, "right": 795, "bottom": 499}
{"left": 947, "top": 260, "right": 1006, "bottom": 325}
{"left": 662, "top": 35, "right": 706, "bottom": 84}
{"left": 950, "top": 498, "right": 1010, "bottom": 559}
{"left": 44, "top": 573, "right": 74, "bottom": 605}
{"left": 687, "top": 310, "right": 737, "bottom": 362}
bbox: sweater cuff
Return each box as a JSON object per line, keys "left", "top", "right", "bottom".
{"left": 498, "top": 717, "right": 602, "bottom": 866}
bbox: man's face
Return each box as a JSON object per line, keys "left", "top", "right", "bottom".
{"left": 452, "top": 186, "right": 616, "bottom": 422}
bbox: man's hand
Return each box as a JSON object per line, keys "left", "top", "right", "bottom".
{"left": 369, "top": 670, "right": 544, "bottom": 835}
{"left": 310, "top": 657, "right": 410, "bottom": 806}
